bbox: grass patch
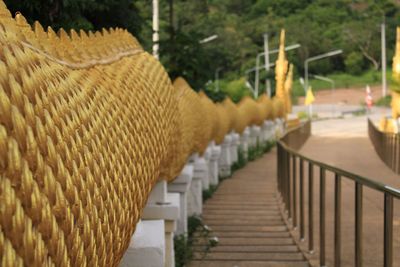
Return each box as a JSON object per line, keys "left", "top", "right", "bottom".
{"left": 264, "top": 140, "right": 276, "bottom": 153}
{"left": 375, "top": 95, "right": 392, "bottom": 107}
{"left": 231, "top": 148, "right": 247, "bottom": 171}
{"left": 351, "top": 108, "right": 367, "bottom": 116}
{"left": 202, "top": 185, "right": 218, "bottom": 202}
{"left": 174, "top": 235, "right": 191, "bottom": 267}
{"left": 175, "top": 216, "right": 218, "bottom": 266}
{"left": 297, "top": 111, "right": 308, "bottom": 120}
{"left": 248, "top": 141, "right": 269, "bottom": 161}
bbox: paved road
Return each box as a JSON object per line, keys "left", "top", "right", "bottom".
{"left": 297, "top": 114, "right": 400, "bottom": 267}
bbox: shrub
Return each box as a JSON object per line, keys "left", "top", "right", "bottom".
{"left": 345, "top": 52, "right": 364, "bottom": 75}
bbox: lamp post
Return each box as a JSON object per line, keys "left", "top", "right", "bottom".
{"left": 381, "top": 22, "right": 387, "bottom": 97}
{"left": 253, "top": 43, "right": 301, "bottom": 98}
{"left": 245, "top": 81, "right": 256, "bottom": 97}
{"left": 199, "top": 34, "right": 218, "bottom": 44}
{"left": 312, "top": 75, "right": 336, "bottom": 117}
{"left": 304, "top": 49, "right": 343, "bottom": 117}
{"left": 152, "top": 0, "right": 159, "bottom": 59}
{"left": 264, "top": 34, "right": 271, "bottom": 96}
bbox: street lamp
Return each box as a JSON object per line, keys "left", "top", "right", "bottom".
{"left": 152, "top": 0, "right": 159, "bottom": 59}
{"left": 199, "top": 34, "right": 218, "bottom": 44}
{"left": 304, "top": 49, "right": 343, "bottom": 117}
{"left": 253, "top": 43, "right": 301, "bottom": 98}
{"left": 381, "top": 23, "right": 387, "bottom": 97}
{"left": 245, "top": 81, "right": 255, "bottom": 97}
{"left": 246, "top": 63, "right": 276, "bottom": 74}
{"left": 312, "top": 75, "right": 336, "bottom": 117}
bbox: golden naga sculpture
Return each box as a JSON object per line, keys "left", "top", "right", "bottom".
{"left": 0, "top": 2, "right": 277, "bottom": 266}
{"left": 257, "top": 94, "right": 273, "bottom": 122}
{"left": 284, "top": 64, "right": 294, "bottom": 114}
{"left": 0, "top": 6, "right": 180, "bottom": 267}
{"left": 274, "top": 29, "right": 289, "bottom": 117}
{"left": 391, "top": 27, "right": 400, "bottom": 120}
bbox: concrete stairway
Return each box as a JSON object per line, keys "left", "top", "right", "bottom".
{"left": 189, "top": 151, "right": 309, "bottom": 267}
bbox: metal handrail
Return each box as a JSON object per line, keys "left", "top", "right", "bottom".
{"left": 368, "top": 118, "right": 400, "bottom": 174}
{"left": 277, "top": 120, "right": 399, "bottom": 267}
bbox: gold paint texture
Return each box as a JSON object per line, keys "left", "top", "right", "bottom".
{"left": 274, "top": 30, "right": 288, "bottom": 115}
{"left": 0, "top": 2, "right": 277, "bottom": 266}
{"left": 392, "top": 27, "right": 400, "bottom": 119}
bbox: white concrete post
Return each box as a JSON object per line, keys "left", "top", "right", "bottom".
{"left": 141, "top": 180, "right": 180, "bottom": 267}
{"left": 168, "top": 164, "right": 193, "bottom": 236}
{"left": 250, "top": 125, "right": 261, "bottom": 148}
{"left": 240, "top": 127, "right": 250, "bottom": 161}
{"left": 261, "top": 121, "right": 269, "bottom": 144}
{"left": 187, "top": 154, "right": 205, "bottom": 216}
{"left": 202, "top": 147, "right": 212, "bottom": 190}
{"left": 193, "top": 155, "right": 209, "bottom": 191}
{"left": 218, "top": 134, "right": 232, "bottom": 177}
{"left": 208, "top": 142, "right": 221, "bottom": 186}
{"left": 229, "top": 132, "right": 240, "bottom": 164}
{"left": 274, "top": 118, "right": 285, "bottom": 138}
{"left": 119, "top": 220, "right": 165, "bottom": 267}
{"left": 264, "top": 120, "right": 274, "bottom": 142}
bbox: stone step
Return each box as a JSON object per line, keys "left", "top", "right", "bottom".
{"left": 188, "top": 260, "right": 310, "bottom": 267}
{"left": 209, "top": 196, "right": 277, "bottom": 201}
{"left": 204, "top": 202, "right": 278, "bottom": 207}
{"left": 205, "top": 201, "right": 276, "bottom": 206}
{"left": 202, "top": 214, "right": 282, "bottom": 220}
{"left": 204, "top": 219, "right": 283, "bottom": 226}
{"left": 203, "top": 210, "right": 281, "bottom": 216}
{"left": 192, "top": 252, "right": 305, "bottom": 261}
{"left": 202, "top": 214, "right": 282, "bottom": 221}
{"left": 203, "top": 231, "right": 290, "bottom": 238}
{"left": 208, "top": 225, "right": 287, "bottom": 232}
{"left": 205, "top": 201, "right": 270, "bottom": 205}
{"left": 204, "top": 204, "right": 278, "bottom": 210}
{"left": 207, "top": 201, "right": 278, "bottom": 205}
{"left": 193, "top": 237, "right": 294, "bottom": 246}
{"left": 213, "top": 194, "right": 276, "bottom": 200}
{"left": 192, "top": 245, "right": 299, "bottom": 253}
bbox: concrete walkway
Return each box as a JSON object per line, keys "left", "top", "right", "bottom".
{"left": 297, "top": 115, "right": 400, "bottom": 267}
{"left": 189, "top": 151, "right": 309, "bottom": 267}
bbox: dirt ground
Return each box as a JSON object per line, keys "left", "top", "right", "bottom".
{"left": 298, "top": 85, "right": 386, "bottom": 105}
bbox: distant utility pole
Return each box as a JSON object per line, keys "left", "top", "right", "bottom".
{"left": 381, "top": 22, "right": 387, "bottom": 97}
{"left": 152, "top": 0, "right": 159, "bottom": 59}
{"left": 263, "top": 34, "right": 271, "bottom": 97}
{"left": 215, "top": 67, "right": 223, "bottom": 92}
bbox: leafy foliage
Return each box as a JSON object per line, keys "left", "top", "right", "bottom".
{"left": 345, "top": 52, "right": 364, "bottom": 75}
{"left": 6, "top": 0, "right": 400, "bottom": 92}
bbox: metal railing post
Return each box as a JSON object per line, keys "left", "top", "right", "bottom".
{"left": 277, "top": 144, "right": 282, "bottom": 196}
{"left": 278, "top": 119, "right": 400, "bottom": 267}
{"left": 284, "top": 149, "right": 289, "bottom": 211}
{"left": 355, "top": 183, "right": 363, "bottom": 267}
{"left": 292, "top": 155, "right": 297, "bottom": 228}
{"left": 288, "top": 153, "right": 292, "bottom": 220}
{"left": 384, "top": 193, "right": 393, "bottom": 267}
{"left": 308, "top": 162, "right": 314, "bottom": 252}
{"left": 368, "top": 118, "right": 400, "bottom": 174}
{"left": 334, "top": 174, "right": 341, "bottom": 267}
{"left": 300, "top": 158, "right": 305, "bottom": 240}
{"left": 320, "top": 167, "right": 326, "bottom": 266}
